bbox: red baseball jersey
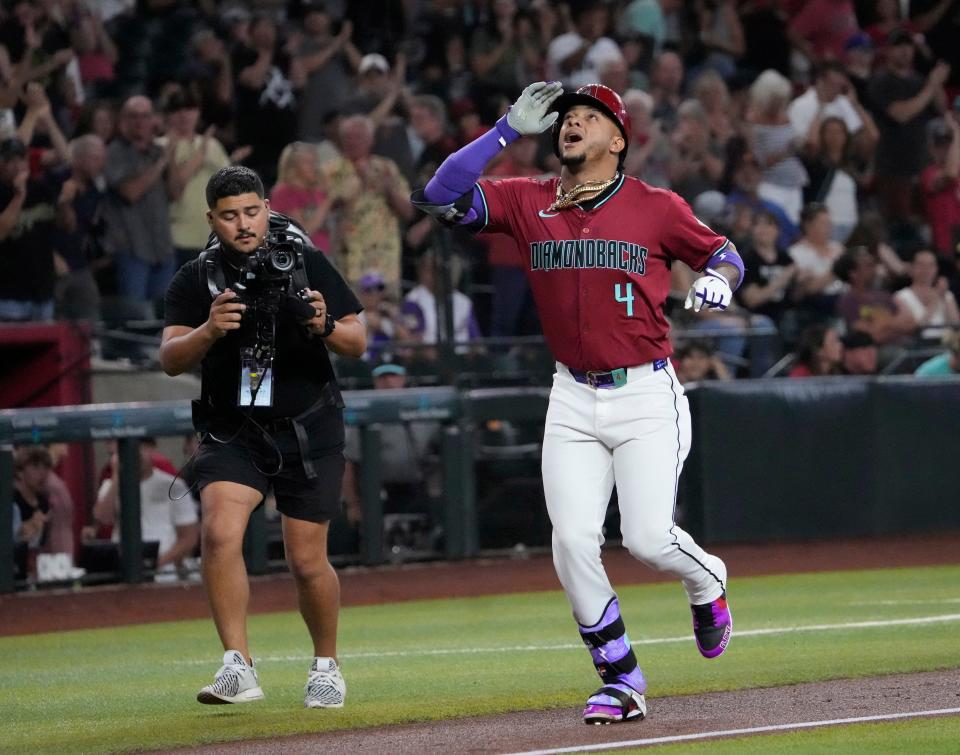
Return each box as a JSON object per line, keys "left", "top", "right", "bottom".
{"left": 475, "top": 174, "right": 729, "bottom": 371}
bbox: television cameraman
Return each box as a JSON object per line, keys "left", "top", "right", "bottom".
{"left": 159, "top": 165, "right": 365, "bottom": 708}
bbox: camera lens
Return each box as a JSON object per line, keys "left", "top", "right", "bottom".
{"left": 270, "top": 248, "right": 295, "bottom": 272}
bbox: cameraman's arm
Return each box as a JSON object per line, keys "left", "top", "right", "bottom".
{"left": 323, "top": 313, "right": 366, "bottom": 358}
{"left": 159, "top": 290, "right": 245, "bottom": 375}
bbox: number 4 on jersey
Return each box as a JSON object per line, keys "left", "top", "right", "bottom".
{"left": 615, "top": 282, "right": 635, "bottom": 317}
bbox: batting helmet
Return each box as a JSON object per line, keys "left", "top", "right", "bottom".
{"left": 550, "top": 84, "right": 632, "bottom": 164}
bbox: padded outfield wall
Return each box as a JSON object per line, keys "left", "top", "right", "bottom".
{"left": 681, "top": 377, "right": 960, "bottom": 542}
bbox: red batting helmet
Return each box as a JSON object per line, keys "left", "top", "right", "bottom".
{"left": 550, "top": 84, "right": 632, "bottom": 164}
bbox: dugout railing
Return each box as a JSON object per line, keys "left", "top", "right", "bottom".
{"left": 0, "top": 387, "right": 550, "bottom": 594}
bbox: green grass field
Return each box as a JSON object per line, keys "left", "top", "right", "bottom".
{"left": 4, "top": 565, "right": 960, "bottom": 754}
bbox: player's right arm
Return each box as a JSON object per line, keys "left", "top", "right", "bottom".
{"left": 412, "top": 81, "right": 562, "bottom": 227}
{"left": 159, "top": 289, "right": 245, "bottom": 376}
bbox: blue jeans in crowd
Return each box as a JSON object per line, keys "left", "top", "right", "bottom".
{"left": 115, "top": 252, "right": 176, "bottom": 301}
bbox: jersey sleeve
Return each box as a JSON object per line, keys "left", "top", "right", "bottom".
{"left": 305, "top": 249, "right": 362, "bottom": 320}
{"left": 474, "top": 177, "right": 531, "bottom": 235}
{"left": 661, "top": 193, "right": 729, "bottom": 271}
{"left": 164, "top": 261, "right": 209, "bottom": 328}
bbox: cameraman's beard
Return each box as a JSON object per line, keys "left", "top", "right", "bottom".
{"left": 219, "top": 234, "right": 259, "bottom": 265}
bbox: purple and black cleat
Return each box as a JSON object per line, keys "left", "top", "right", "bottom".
{"left": 582, "top": 682, "right": 647, "bottom": 725}
{"left": 691, "top": 592, "right": 732, "bottom": 659}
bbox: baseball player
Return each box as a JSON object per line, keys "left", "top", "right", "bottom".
{"left": 412, "top": 82, "right": 739, "bottom": 724}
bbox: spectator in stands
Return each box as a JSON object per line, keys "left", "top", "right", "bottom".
{"left": 865, "top": 0, "right": 956, "bottom": 51}
{"left": 788, "top": 323, "right": 844, "bottom": 377}
{"left": 842, "top": 33, "right": 875, "bottom": 107}
{"left": 747, "top": 69, "right": 808, "bottom": 224}
{"left": 787, "top": 0, "right": 860, "bottom": 64}
{"left": 101, "top": 95, "right": 176, "bottom": 306}
{"left": 232, "top": 13, "right": 303, "bottom": 186}
{"left": 789, "top": 202, "right": 845, "bottom": 317}
{"left": 868, "top": 28, "right": 948, "bottom": 223}
{"left": 914, "top": 327, "right": 960, "bottom": 376}
{"left": 691, "top": 70, "right": 735, "bottom": 148}
{"left": 546, "top": 1, "right": 622, "bottom": 90}
{"left": 921, "top": 115, "right": 960, "bottom": 261}
{"left": 789, "top": 62, "right": 871, "bottom": 153}
{"left": 621, "top": 88, "right": 670, "bottom": 187}
{"left": 0, "top": 137, "right": 58, "bottom": 321}
{"left": 649, "top": 50, "right": 685, "bottom": 131}
{"left": 840, "top": 330, "right": 879, "bottom": 375}
{"left": 803, "top": 117, "right": 868, "bottom": 243}
{"left": 341, "top": 53, "right": 415, "bottom": 183}
{"left": 75, "top": 99, "right": 117, "bottom": 144}
{"left": 342, "top": 362, "right": 441, "bottom": 529}
{"left": 271, "top": 141, "right": 333, "bottom": 254}
{"left": 845, "top": 212, "right": 909, "bottom": 288}
{"left": 469, "top": 0, "right": 539, "bottom": 104}
{"left": 409, "top": 94, "right": 458, "bottom": 187}
{"left": 13, "top": 446, "right": 53, "bottom": 554}
{"left": 356, "top": 270, "right": 408, "bottom": 363}
{"left": 184, "top": 29, "right": 236, "bottom": 138}
{"left": 401, "top": 251, "right": 481, "bottom": 353}
{"left": 667, "top": 99, "right": 725, "bottom": 204}
{"left": 43, "top": 443, "right": 75, "bottom": 560}
{"left": 91, "top": 442, "right": 199, "bottom": 580}
{"left": 619, "top": 0, "right": 680, "bottom": 56}
{"left": 323, "top": 114, "right": 413, "bottom": 292}
{"left": 48, "top": 133, "right": 106, "bottom": 321}
{"left": 158, "top": 88, "right": 237, "bottom": 270}
{"left": 17, "top": 82, "right": 70, "bottom": 168}
{"left": 674, "top": 340, "right": 731, "bottom": 383}
{"left": 736, "top": 209, "right": 797, "bottom": 323}
{"left": 294, "top": 6, "right": 360, "bottom": 141}
{"left": 893, "top": 248, "right": 960, "bottom": 339}
{"left": 724, "top": 145, "right": 798, "bottom": 248}
{"left": 71, "top": 2, "right": 118, "bottom": 99}
{"left": 691, "top": 0, "right": 744, "bottom": 80}
{"left": 833, "top": 246, "right": 901, "bottom": 345}
{"left": 0, "top": 0, "right": 74, "bottom": 102}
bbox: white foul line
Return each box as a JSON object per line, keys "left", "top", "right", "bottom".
{"left": 171, "top": 612, "right": 960, "bottom": 666}
{"left": 502, "top": 707, "right": 960, "bottom": 755}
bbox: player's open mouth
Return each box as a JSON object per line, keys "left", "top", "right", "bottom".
{"left": 564, "top": 133, "right": 583, "bottom": 144}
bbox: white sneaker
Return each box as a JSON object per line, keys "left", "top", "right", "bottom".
{"left": 197, "top": 650, "right": 265, "bottom": 704}
{"left": 304, "top": 657, "right": 346, "bottom": 708}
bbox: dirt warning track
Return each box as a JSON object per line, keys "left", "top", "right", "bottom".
{"left": 169, "top": 669, "right": 960, "bottom": 754}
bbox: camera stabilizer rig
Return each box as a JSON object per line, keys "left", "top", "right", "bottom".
{"left": 230, "top": 232, "right": 316, "bottom": 400}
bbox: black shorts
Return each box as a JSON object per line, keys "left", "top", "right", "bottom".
{"left": 190, "top": 425, "right": 345, "bottom": 524}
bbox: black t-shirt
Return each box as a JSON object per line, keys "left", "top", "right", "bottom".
{"left": 164, "top": 244, "right": 361, "bottom": 420}
{"left": 46, "top": 170, "right": 105, "bottom": 272}
{"left": 0, "top": 181, "right": 58, "bottom": 301}
{"left": 868, "top": 70, "right": 937, "bottom": 177}
{"left": 14, "top": 489, "right": 50, "bottom": 546}
{"left": 736, "top": 246, "right": 795, "bottom": 321}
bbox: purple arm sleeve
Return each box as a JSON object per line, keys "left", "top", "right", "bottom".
{"left": 423, "top": 114, "right": 520, "bottom": 205}
{"left": 705, "top": 242, "right": 745, "bottom": 292}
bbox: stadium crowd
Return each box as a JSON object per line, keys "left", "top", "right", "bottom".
{"left": 8, "top": 0, "right": 960, "bottom": 585}
{"left": 1, "top": 0, "right": 960, "bottom": 383}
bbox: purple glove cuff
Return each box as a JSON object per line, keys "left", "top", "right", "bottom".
{"left": 705, "top": 241, "right": 744, "bottom": 292}
{"left": 494, "top": 112, "right": 522, "bottom": 145}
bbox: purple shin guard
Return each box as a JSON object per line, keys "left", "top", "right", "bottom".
{"left": 578, "top": 598, "right": 647, "bottom": 695}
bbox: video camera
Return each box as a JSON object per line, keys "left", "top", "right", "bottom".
{"left": 233, "top": 231, "right": 315, "bottom": 322}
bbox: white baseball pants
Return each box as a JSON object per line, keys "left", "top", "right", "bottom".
{"left": 542, "top": 362, "right": 727, "bottom": 626}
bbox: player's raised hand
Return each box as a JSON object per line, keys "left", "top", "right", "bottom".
{"left": 684, "top": 270, "right": 732, "bottom": 312}
{"left": 206, "top": 289, "right": 245, "bottom": 338}
{"left": 507, "top": 81, "right": 564, "bottom": 135}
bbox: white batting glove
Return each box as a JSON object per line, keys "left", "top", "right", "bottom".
{"left": 506, "top": 81, "right": 564, "bottom": 135}
{"left": 684, "top": 269, "right": 732, "bottom": 312}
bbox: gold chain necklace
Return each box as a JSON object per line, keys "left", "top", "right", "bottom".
{"left": 549, "top": 173, "right": 619, "bottom": 212}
